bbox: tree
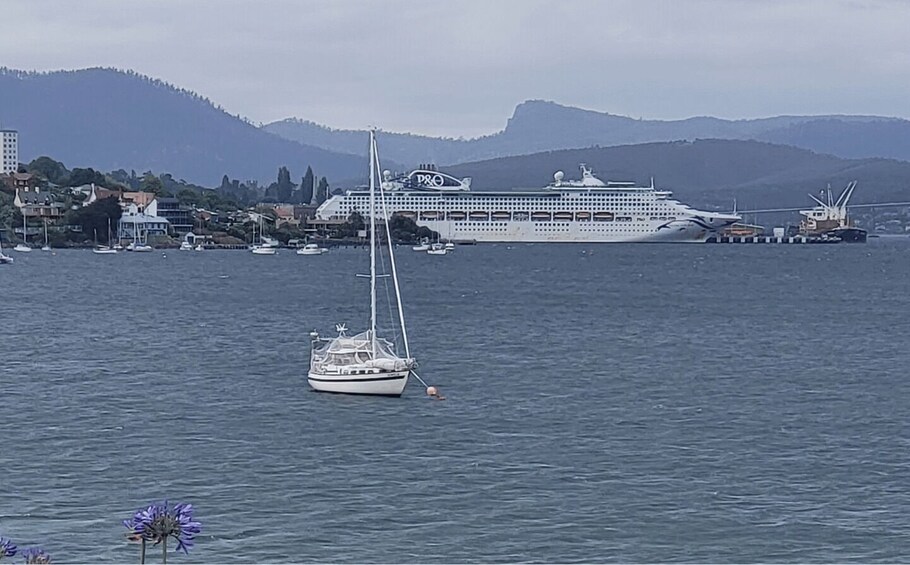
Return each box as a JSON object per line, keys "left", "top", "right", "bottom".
{"left": 388, "top": 213, "right": 437, "bottom": 243}
{"left": 218, "top": 175, "right": 232, "bottom": 193}
{"left": 333, "top": 211, "right": 365, "bottom": 238}
{"left": 139, "top": 173, "right": 165, "bottom": 195}
{"left": 276, "top": 166, "right": 295, "bottom": 203}
{"left": 300, "top": 166, "right": 314, "bottom": 205}
{"left": 68, "top": 167, "right": 108, "bottom": 188}
{"left": 66, "top": 196, "right": 122, "bottom": 243}
{"left": 316, "top": 177, "right": 330, "bottom": 204}
{"left": 176, "top": 188, "right": 201, "bottom": 208}
{"left": 27, "top": 156, "right": 69, "bottom": 185}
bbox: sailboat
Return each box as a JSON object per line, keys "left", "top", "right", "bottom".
{"left": 93, "top": 219, "right": 118, "bottom": 254}
{"left": 14, "top": 213, "right": 31, "bottom": 252}
{"left": 251, "top": 214, "right": 277, "bottom": 255}
{"left": 0, "top": 235, "right": 13, "bottom": 264}
{"left": 41, "top": 219, "right": 51, "bottom": 251}
{"left": 131, "top": 221, "right": 153, "bottom": 252}
{"left": 307, "top": 131, "right": 416, "bottom": 396}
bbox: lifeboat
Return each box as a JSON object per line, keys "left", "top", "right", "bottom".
{"left": 512, "top": 211, "right": 530, "bottom": 221}
{"left": 447, "top": 211, "right": 466, "bottom": 221}
{"left": 400, "top": 210, "right": 417, "bottom": 220}
{"left": 553, "top": 212, "right": 574, "bottom": 221}
{"left": 593, "top": 211, "right": 615, "bottom": 222}
{"left": 531, "top": 212, "right": 552, "bottom": 222}
{"left": 575, "top": 211, "right": 592, "bottom": 221}
{"left": 491, "top": 211, "right": 511, "bottom": 221}
{"left": 469, "top": 211, "right": 489, "bottom": 221}
{"left": 419, "top": 211, "right": 442, "bottom": 221}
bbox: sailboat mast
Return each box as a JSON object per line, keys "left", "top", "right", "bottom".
{"left": 369, "top": 130, "right": 378, "bottom": 356}
{"left": 375, "top": 137, "right": 411, "bottom": 359}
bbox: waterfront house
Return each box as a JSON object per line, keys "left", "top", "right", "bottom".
{"left": 148, "top": 197, "right": 193, "bottom": 234}
{"left": 119, "top": 204, "right": 170, "bottom": 239}
{"left": 271, "top": 204, "right": 300, "bottom": 228}
{"left": 14, "top": 187, "right": 65, "bottom": 221}
{"left": 1, "top": 172, "right": 39, "bottom": 192}
{"left": 82, "top": 183, "right": 123, "bottom": 206}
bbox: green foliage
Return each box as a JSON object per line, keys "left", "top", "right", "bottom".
{"left": 68, "top": 167, "right": 109, "bottom": 188}
{"left": 139, "top": 173, "right": 166, "bottom": 195}
{"left": 387, "top": 213, "right": 437, "bottom": 243}
{"left": 66, "top": 196, "right": 122, "bottom": 243}
{"left": 333, "top": 211, "right": 365, "bottom": 238}
{"left": 300, "top": 166, "right": 314, "bottom": 204}
{"left": 316, "top": 177, "right": 330, "bottom": 204}
{"left": 276, "top": 166, "right": 295, "bottom": 203}
{"left": 109, "top": 169, "right": 139, "bottom": 189}
{"left": 0, "top": 191, "right": 16, "bottom": 237}
{"left": 176, "top": 188, "right": 202, "bottom": 208}
{"left": 27, "top": 156, "right": 69, "bottom": 185}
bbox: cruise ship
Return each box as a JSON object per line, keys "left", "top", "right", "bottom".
{"left": 315, "top": 164, "right": 740, "bottom": 243}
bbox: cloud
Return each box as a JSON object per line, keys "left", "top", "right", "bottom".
{"left": 2, "top": 0, "right": 909, "bottom": 136}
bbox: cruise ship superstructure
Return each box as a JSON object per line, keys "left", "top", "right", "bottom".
{"left": 316, "top": 164, "right": 740, "bottom": 243}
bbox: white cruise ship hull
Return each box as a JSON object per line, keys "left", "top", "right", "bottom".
{"left": 425, "top": 219, "right": 714, "bottom": 243}
{"left": 307, "top": 369, "right": 410, "bottom": 396}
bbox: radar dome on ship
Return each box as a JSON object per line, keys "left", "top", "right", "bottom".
{"left": 383, "top": 170, "right": 391, "bottom": 180}
{"left": 554, "top": 171, "right": 565, "bottom": 182}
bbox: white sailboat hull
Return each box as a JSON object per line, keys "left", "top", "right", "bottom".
{"left": 13, "top": 244, "right": 31, "bottom": 253}
{"left": 251, "top": 246, "right": 277, "bottom": 255}
{"left": 307, "top": 369, "right": 410, "bottom": 396}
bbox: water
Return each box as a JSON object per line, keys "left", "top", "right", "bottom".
{"left": 2, "top": 241, "right": 909, "bottom": 563}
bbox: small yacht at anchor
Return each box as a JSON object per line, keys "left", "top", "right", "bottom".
{"left": 307, "top": 131, "right": 416, "bottom": 397}
{"left": 296, "top": 243, "right": 327, "bottom": 255}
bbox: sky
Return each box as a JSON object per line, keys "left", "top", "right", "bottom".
{"left": 3, "top": 0, "right": 910, "bottom": 138}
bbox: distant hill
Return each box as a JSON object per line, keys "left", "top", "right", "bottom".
{"left": 439, "top": 139, "right": 910, "bottom": 210}
{"left": 0, "top": 67, "right": 366, "bottom": 185}
{"left": 264, "top": 100, "right": 910, "bottom": 166}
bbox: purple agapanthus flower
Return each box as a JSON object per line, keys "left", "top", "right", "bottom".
{"left": 123, "top": 501, "right": 202, "bottom": 555}
{"left": 0, "top": 537, "right": 16, "bottom": 560}
{"left": 20, "top": 547, "right": 50, "bottom": 564}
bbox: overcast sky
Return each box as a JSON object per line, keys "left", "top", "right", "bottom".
{"left": 3, "top": 0, "right": 910, "bottom": 137}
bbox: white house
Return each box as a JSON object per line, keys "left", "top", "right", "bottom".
{"left": 119, "top": 203, "right": 170, "bottom": 239}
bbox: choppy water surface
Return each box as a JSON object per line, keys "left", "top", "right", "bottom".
{"left": 2, "top": 240, "right": 910, "bottom": 563}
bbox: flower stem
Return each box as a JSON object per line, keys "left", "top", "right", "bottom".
{"left": 162, "top": 537, "right": 167, "bottom": 565}
{"left": 140, "top": 538, "right": 146, "bottom": 564}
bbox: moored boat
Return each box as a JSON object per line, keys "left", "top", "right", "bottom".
{"left": 297, "top": 243, "right": 327, "bottom": 255}
{"left": 307, "top": 131, "right": 417, "bottom": 396}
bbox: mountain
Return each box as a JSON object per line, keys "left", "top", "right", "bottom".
{"left": 0, "top": 67, "right": 365, "bottom": 185}
{"left": 264, "top": 100, "right": 910, "bottom": 166}
{"left": 439, "top": 139, "right": 910, "bottom": 210}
